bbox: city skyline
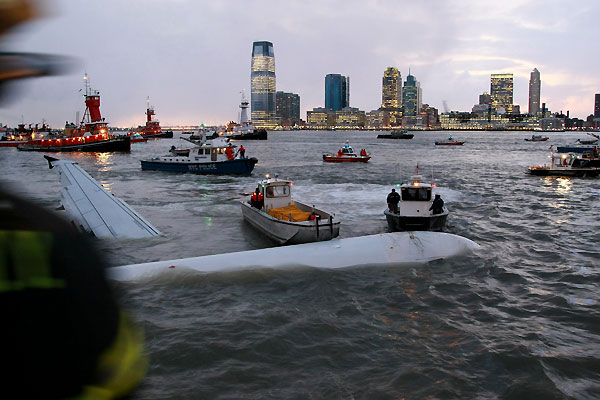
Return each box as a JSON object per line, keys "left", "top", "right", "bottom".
{"left": 0, "top": 0, "right": 599, "bottom": 127}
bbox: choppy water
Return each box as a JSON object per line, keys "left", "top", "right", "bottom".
{"left": 1, "top": 131, "right": 599, "bottom": 399}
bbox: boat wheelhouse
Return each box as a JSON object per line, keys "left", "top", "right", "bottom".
{"left": 384, "top": 174, "right": 448, "bottom": 231}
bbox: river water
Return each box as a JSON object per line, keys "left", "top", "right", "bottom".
{"left": 1, "top": 130, "right": 599, "bottom": 399}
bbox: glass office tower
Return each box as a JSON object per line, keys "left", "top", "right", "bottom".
{"left": 325, "top": 74, "right": 349, "bottom": 111}
{"left": 382, "top": 67, "right": 402, "bottom": 109}
{"left": 251, "top": 41, "right": 277, "bottom": 129}
{"left": 528, "top": 68, "right": 541, "bottom": 115}
{"left": 490, "top": 73, "right": 513, "bottom": 113}
{"left": 402, "top": 74, "right": 420, "bottom": 117}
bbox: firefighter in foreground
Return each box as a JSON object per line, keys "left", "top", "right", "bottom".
{"left": 0, "top": 1, "right": 147, "bottom": 398}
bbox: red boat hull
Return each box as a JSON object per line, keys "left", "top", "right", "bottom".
{"left": 323, "top": 155, "right": 370, "bottom": 163}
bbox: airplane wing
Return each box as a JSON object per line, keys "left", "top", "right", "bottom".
{"left": 108, "top": 231, "right": 480, "bottom": 281}
{"left": 45, "top": 155, "right": 161, "bottom": 239}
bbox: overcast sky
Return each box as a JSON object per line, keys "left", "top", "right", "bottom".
{"left": 1, "top": 0, "right": 598, "bottom": 128}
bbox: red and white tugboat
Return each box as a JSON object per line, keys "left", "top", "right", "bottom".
{"left": 323, "top": 141, "right": 370, "bottom": 163}
{"left": 17, "top": 74, "right": 130, "bottom": 152}
{"left": 132, "top": 97, "right": 173, "bottom": 139}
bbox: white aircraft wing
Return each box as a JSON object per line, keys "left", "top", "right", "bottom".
{"left": 45, "top": 155, "right": 161, "bottom": 239}
{"left": 108, "top": 231, "right": 479, "bottom": 281}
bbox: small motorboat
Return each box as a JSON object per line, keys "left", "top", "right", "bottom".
{"left": 577, "top": 138, "right": 598, "bottom": 145}
{"left": 525, "top": 134, "right": 549, "bottom": 142}
{"left": 384, "top": 172, "right": 448, "bottom": 231}
{"left": 141, "top": 136, "right": 257, "bottom": 175}
{"left": 129, "top": 133, "right": 147, "bottom": 143}
{"left": 323, "top": 141, "right": 370, "bottom": 162}
{"left": 528, "top": 150, "right": 600, "bottom": 177}
{"left": 435, "top": 136, "right": 464, "bottom": 146}
{"left": 377, "top": 130, "right": 414, "bottom": 139}
{"left": 240, "top": 174, "right": 340, "bottom": 245}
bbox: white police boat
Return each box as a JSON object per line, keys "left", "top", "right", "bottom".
{"left": 240, "top": 174, "right": 340, "bottom": 245}
{"left": 384, "top": 173, "right": 448, "bottom": 231}
{"left": 141, "top": 136, "right": 257, "bottom": 175}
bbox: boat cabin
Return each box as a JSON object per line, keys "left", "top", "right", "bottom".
{"left": 398, "top": 175, "right": 436, "bottom": 216}
{"left": 257, "top": 176, "right": 293, "bottom": 212}
{"left": 158, "top": 137, "right": 237, "bottom": 163}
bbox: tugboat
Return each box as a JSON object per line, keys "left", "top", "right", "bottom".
{"left": 435, "top": 136, "right": 464, "bottom": 146}
{"left": 141, "top": 134, "right": 257, "bottom": 175}
{"left": 384, "top": 170, "right": 448, "bottom": 231}
{"left": 524, "top": 134, "right": 549, "bottom": 142}
{"left": 377, "top": 129, "right": 414, "bottom": 139}
{"left": 528, "top": 148, "right": 600, "bottom": 177}
{"left": 240, "top": 174, "right": 340, "bottom": 245}
{"left": 226, "top": 92, "right": 268, "bottom": 140}
{"left": 323, "top": 141, "right": 370, "bottom": 163}
{"left": 17, "top": 74, "right": 130, "bottom": 152}
{"left": 134, "top": 97, "right": 173, "bottom": 139}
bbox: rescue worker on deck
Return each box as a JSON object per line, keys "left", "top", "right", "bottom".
{"left": 250, "top": 187, "right": 264, "bottom": 209}
{"left": 387, "top": 188, "right": 400, "bottom": 214}
{"left": 430, "top": 194, "right": 445, "bottom": 215}
{"left": 225, "top": 143, "right": 234, "bottom": 160}
{"left": 238, "top": 145, "right": 245, "bottom": 159}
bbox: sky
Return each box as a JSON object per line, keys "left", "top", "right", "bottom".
{"left": 1, "top": 0, "right": 599, "bottom": 128}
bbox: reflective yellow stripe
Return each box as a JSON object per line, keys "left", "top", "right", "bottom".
{"left": 0, "top": 230, "right": 65, "bottom": 292}
{"left": 79, "top": 311, "right": 147, "bottom": 399}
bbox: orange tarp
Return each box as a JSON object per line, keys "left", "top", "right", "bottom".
{"left": 267, "top": 204, "right": 312, "bottom": 222}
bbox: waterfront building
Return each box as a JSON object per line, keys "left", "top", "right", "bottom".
{"left": 334, "top": 107, "right": 366, "bottom": 129}
{"left": 490, "top": 73, "right": 513, "bottom": 114}
{"left": 440, "top": 112, "right": 538, "bottom": 130}
{"left": 381, "top": 67, "right": 403, "bottom": 126}
{"left": 528, "top": 68, "right": 541, "bottom": 115}
{"left": 325, "top": 74, "right": 349, "bottom": 111}
{"left": 307, "top": 107, "right": 335, "bottom": 129}
{"left": 402, "top": 73, "right": 421, "bottom": 117}
{"left": 366, "top": 109, "right": 386, "bottom": 128}
{"left": 275, "top": 91, "right": 300, "bottom": 127}
{"left": 251, "top": 41, "right": 277, "bottom": 129}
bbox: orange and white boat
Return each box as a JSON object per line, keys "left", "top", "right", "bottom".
{"left": 323, "top": 141, "right": 370, "bottom": 163}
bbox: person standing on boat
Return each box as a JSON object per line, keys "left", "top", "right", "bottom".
{"left": 225, "top": 143, "right": 235, "bottom": 160}
{"left": 387, "top": 188, "right": 400, "bottom": 214}
{"left": 430, "top": 194, "right": 444, "bottom": 214}
{"left": 251, "top": 187, "right": 264, "bottom": 209}
{"left": 238, "top": 145, "right": 245, "bottom": 159}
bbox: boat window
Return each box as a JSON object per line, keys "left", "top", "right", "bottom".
{"left": 401, "top": 187, "right": 431, "bottom": 201}
{"left": 197, "top": 148, "right": 203, "bottom": 155}
{"left": 265, "top": 184, "right": 290, "bottom": 198}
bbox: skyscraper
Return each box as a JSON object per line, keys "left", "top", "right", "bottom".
{"left": 276, "top": 91, "right": 300, "bottom": 127}
{"left": 382, "top": 67, "right": 402, "bottom": 109}
{"left": 402, "top": 73, "right": 420, "bottom": 117}
{"left": 325, "top": 74, "right": 349, "bottom": 111}
{"left": 528, "top": 68, "right": 541, "bottom": 115}
{"left": 490, "top": 73, "right": 513, "bottom": 113}
{"left": 595, "top": 94, "right": 600, "bottom": 119}
{"left": 251, "top": 41, "right": 276, "bottom": 129}
{"left": 381, "top": 67, "right": 402, "bottom": 126}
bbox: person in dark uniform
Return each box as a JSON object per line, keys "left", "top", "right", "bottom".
{"left": 0, "top": 187, "right": 147, "bottom": 399}
{"left": 430, "top": 194, "right": 444, "bottom": 214}
{"left": 387, "top": 188, "right": 400, "bottom": 214}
